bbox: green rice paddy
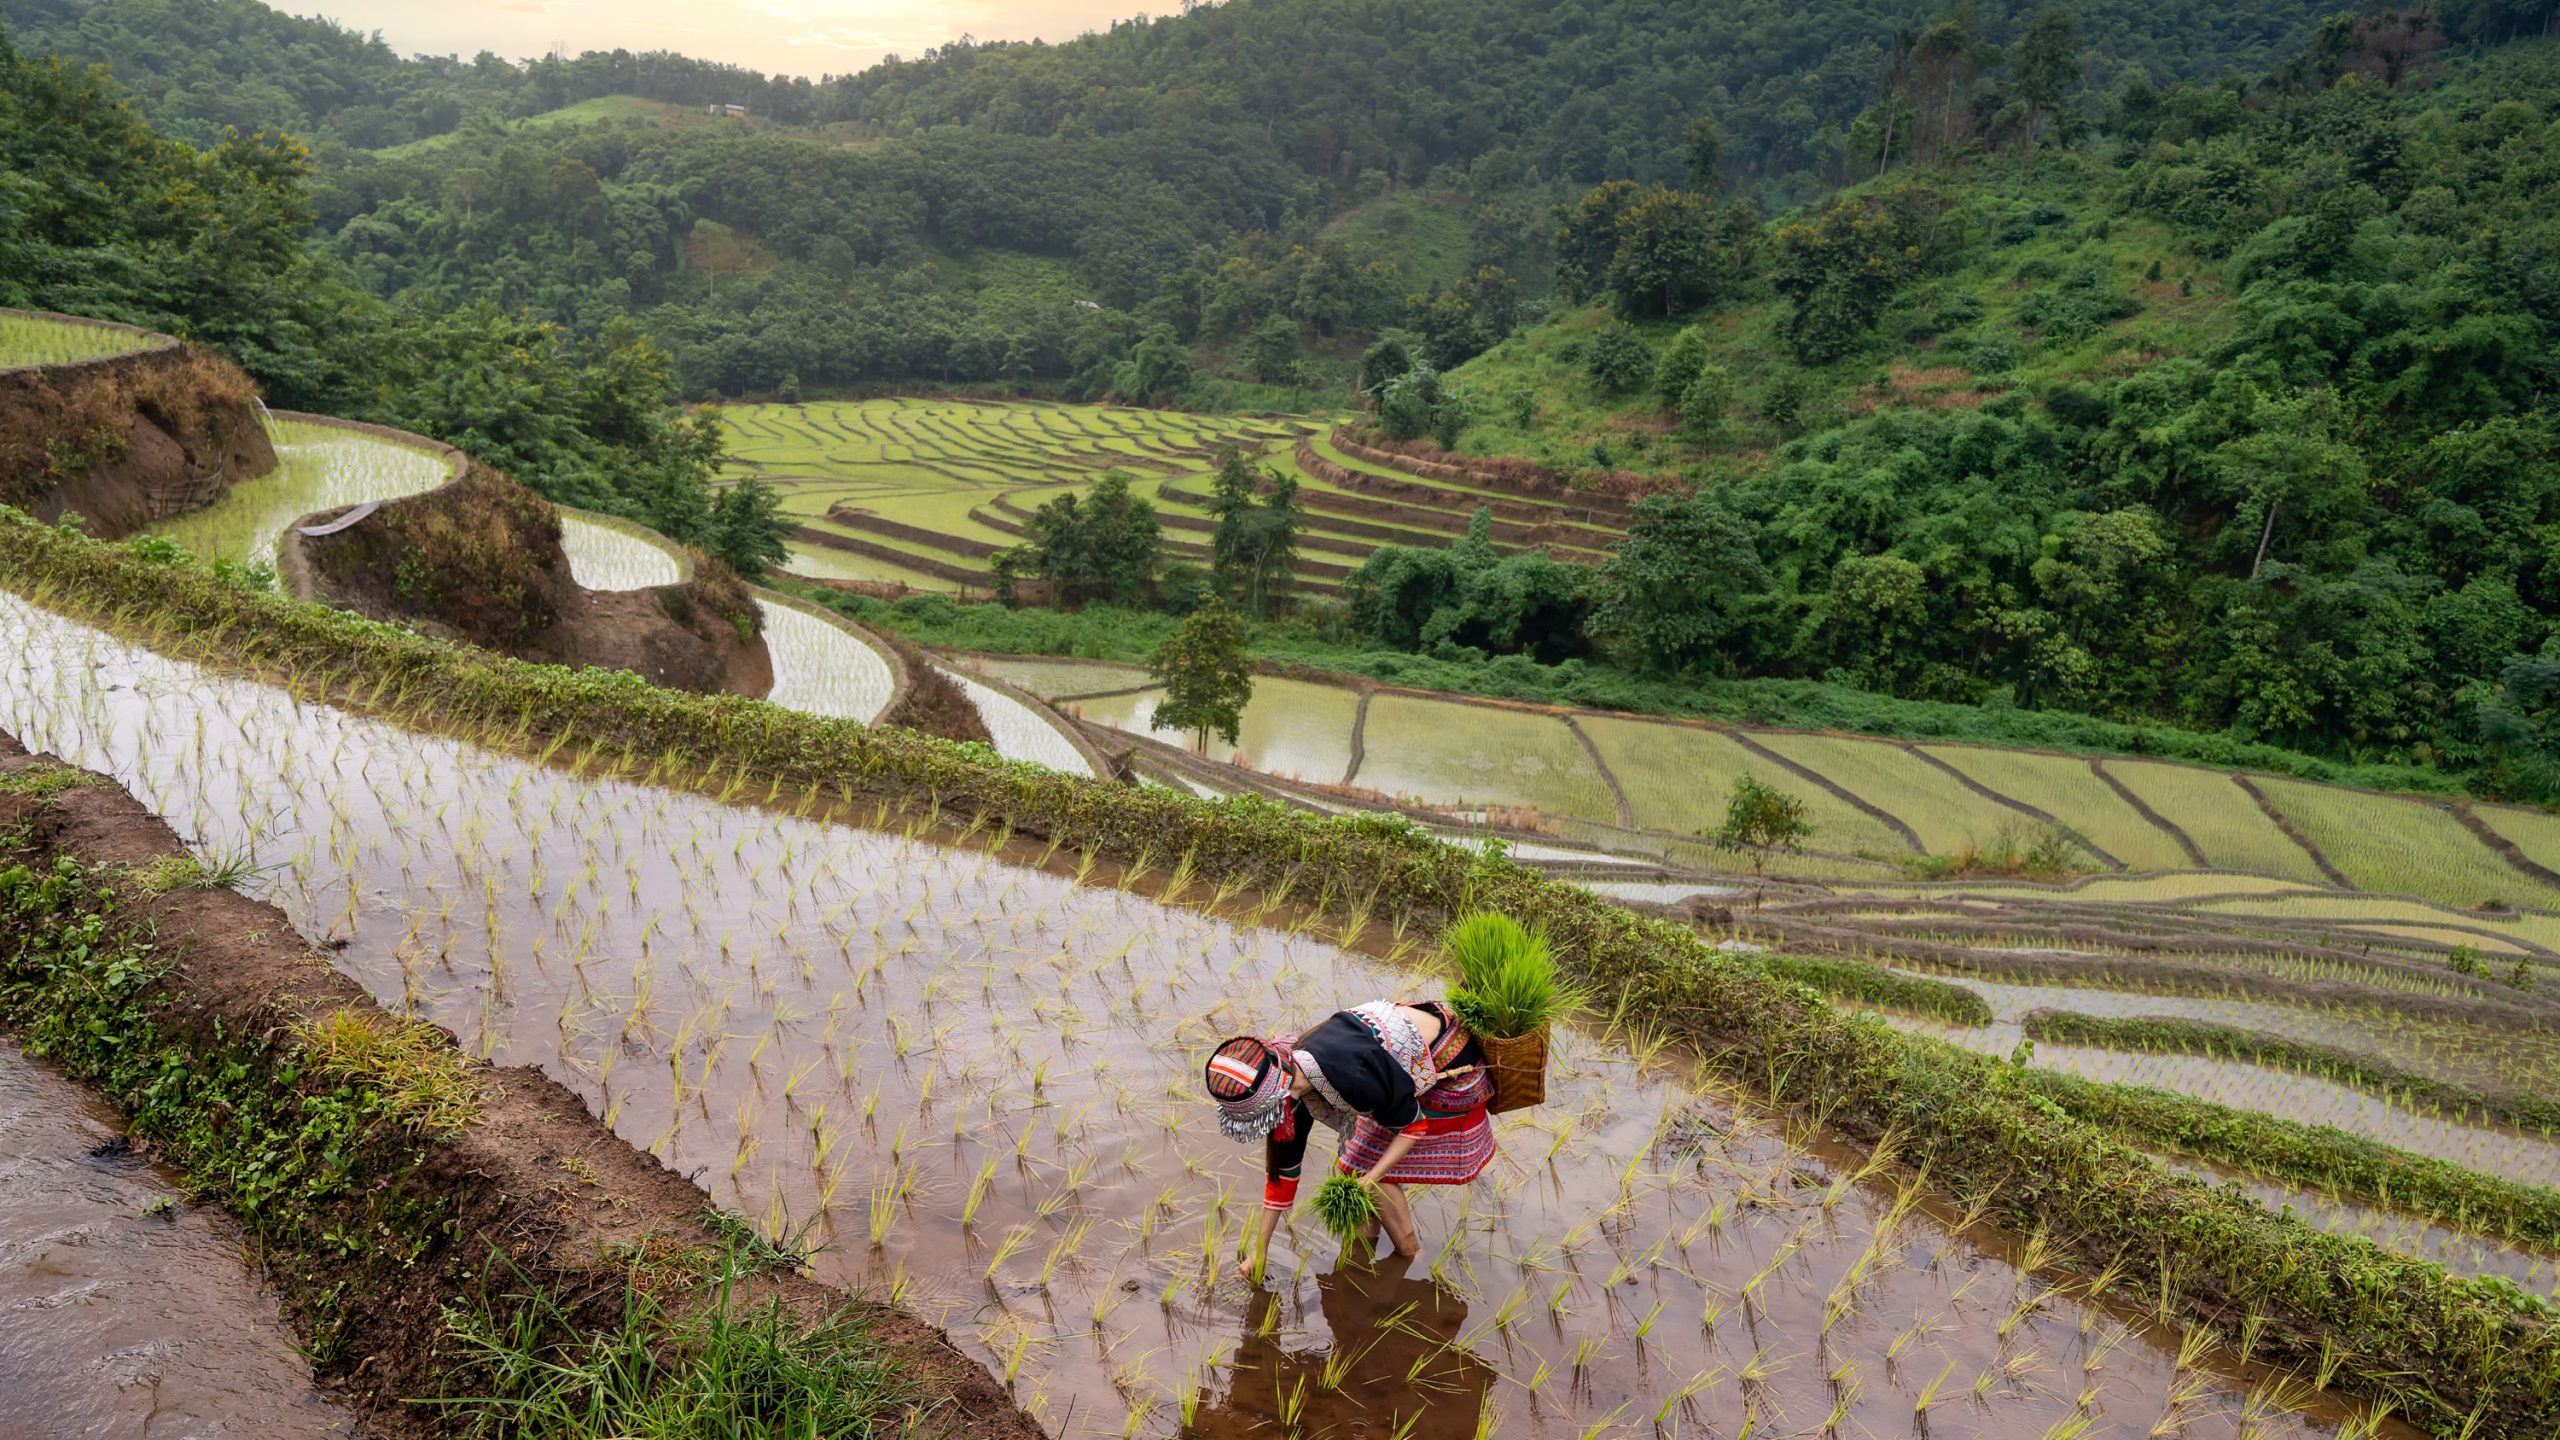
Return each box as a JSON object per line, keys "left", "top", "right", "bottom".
{"left": 0, "top": 311, "right": 163, "bottom": 369}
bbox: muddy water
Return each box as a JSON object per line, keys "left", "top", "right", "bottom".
{"left": 0, "top": 593, "right": 2404, "bottom": 1440}
{"left": 0, "top": 1042, "right": 355, "bottom": 1439}
{"left": 757, "top": 597, "right": 898, "bottom": 723}
{"left": 1910, "top": 971, "right": 2536, "bottom": 1097}
{"left": 941, "top": 664, "right": 1097, "bottom": 776}
{"left": 1894, "top": 999, "right": 2560, "bottom": 1188}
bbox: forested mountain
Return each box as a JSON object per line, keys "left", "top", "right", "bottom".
{"left": 5, "top": 0, "right": 2368, "bottom": 405}
{"left": 11, "top": 0, "right": 2560, "bottom": 793}
{"left": 1346, "top": 19, "right": 2560, "bottom": 794}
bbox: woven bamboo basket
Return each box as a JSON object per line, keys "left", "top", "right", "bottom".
{"left": 1478, "top": 1027, "right": 1549, "bottom": 1114}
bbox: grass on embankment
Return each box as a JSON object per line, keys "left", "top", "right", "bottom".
{"left": 2024, "top": 1009, "right": 2560, "bottom": 1138}
{"left": 7, "top": 511, "right": 2554, "bottom": 1436}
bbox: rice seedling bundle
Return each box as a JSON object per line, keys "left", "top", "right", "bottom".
{"left": 1311, "top": 1173, "right": 1380, "bottom": 1243}
{"left": 1444, "top": 911, "right": 1585, "bottom": 1113}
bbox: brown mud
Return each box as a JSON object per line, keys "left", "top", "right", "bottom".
{"left": 296, "top": 468, "right": 774, "bottom": 699}
{"left": 3, "top": 329, "right": 277, "bottom": 536}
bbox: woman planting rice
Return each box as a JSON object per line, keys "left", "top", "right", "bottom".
{"left": 1206, "top": 999, "right": 1493, "bottom": 1277}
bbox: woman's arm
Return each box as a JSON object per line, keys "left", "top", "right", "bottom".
{"left": 1360, "top": 1128, "right": 1422, "bottom": 1185}
{"left": 1238, "top": 1206, "right": 1286, "bottom": 1281}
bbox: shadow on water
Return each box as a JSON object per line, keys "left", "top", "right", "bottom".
{"left": 1193, "top": 1265, "right": 1495, "bottom": 1440}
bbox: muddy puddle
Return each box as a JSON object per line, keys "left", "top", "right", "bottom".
{"left": 0, "top": 591, "right": 2409, "bottom": 1440}
{"left": 0, "top": 1040, "right": 355, "bottom": 1439}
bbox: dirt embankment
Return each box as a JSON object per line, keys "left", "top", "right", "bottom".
{"left": 879, "top": 637, "right": 995, "bottom": 745}
{"left": 1, "top": 331, "right": 277, "bottom": 536}
{"left": 0, "top": 732, "right": 1042, "bottom": 1440}
{"left": 294, "top": 468, "right": 774, "bottom": 698}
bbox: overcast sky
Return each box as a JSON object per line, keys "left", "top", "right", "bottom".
{"left": 291, "top": 1, "right": 1150, "bottom": 77}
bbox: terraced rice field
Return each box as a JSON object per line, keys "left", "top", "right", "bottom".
{"left": 720, "top": 398, "right": 1305, "bottom": 589}
{"left": 150, "top": 419, "right": 454, "bottom": 568}
{"left": 0, "top": 310, "right": 162, "bottom": 368}
{"left": 717, "top": 400, "right": 1644, "bottom": 596}
{"left": 0, "top": 591, "right": 2410, "bottom": 1440}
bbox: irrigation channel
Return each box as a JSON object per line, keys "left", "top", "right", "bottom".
{"left": 137, "top": 416, "right": 1090, "bottom": 757}
{"left": 0, "top": 591, "right": 2411, "bottom": 1440}
{"left": 0, "top": 1043, "right": 354, "bottom": 1437}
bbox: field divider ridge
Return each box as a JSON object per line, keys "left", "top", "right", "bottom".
{"left": 2089, "top": 758, "right": 2212, "bottom": 867}
{"left": 2232, "top": 772, "right": 2357, "bottom": 890}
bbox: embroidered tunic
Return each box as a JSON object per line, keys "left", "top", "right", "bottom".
{"left": 1262, "top": 1000, "right": 1496, "bottom": 1209}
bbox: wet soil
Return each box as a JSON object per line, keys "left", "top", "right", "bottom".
{"left": 0, "top": 1041, "right": 355, "bottom": 1440}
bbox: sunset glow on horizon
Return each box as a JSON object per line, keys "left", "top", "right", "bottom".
{"left": 289, "top": 0, "right": 1164, "bottom": 77}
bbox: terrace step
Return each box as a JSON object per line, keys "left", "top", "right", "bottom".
{"left": 983, "top": 493, "right": 1390, "bottom": 562}
{"left": 1302, "top": 436, "right": 1634, "bottom": 531}
{"left": 791, "top": 523, "right": 995, "bottom": 587}
{"left": 1161, "top": 478, "right": 1613, "bottom": 562}
{"left": 1329, "top": 427, "right": 1642, "bottom": 521}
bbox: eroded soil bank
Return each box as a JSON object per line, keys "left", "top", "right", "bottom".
{"left": 2, "top": 330, "right": 277, "bottom": 537}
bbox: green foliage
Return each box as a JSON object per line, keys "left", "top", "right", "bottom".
{"left": 1591, "top": 492, "right": 1769, "bottom": 674}
{"left": 1770, "top": 193, "right": 1923, "bottom": 364}
{"left": 702, "top": 478, "right": 791, "bottom": 581}
{"left": 1711, "top": 773, "right": 1813, "bottom": 872}
{"left": 14, "top": 516, "right": 2559, "bottom": 1435}
{"left": 1345, "top": 509, "right": 1596, "bottom": 662}
{"left": 1441, "top": 912, "right": 1583, "bottom": 1037}
{"left": 998, "top": 471, "right": 1161, "bottom": 609}
{"left": 1147, "top": 598, "right": 1255, "bottom": 747}
{"left": 1757, "top": 954, "right": 1994, "bottom": 1025}
{"left": 1311, "top": 1174, "right": 1380, "bottom": 1243}
{"left": 1204, "top": 447, "right": 1304, "bottom": 619}
{"left": 1581, "top": 322, "right": 1653, "bottom": 393}
{"left": 439, "top": 1262, "right": 911, "bottom": 1440}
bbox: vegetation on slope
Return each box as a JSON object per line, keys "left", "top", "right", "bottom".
{"left": 7, "top": 513, "right": 2559, "bottom": 1435}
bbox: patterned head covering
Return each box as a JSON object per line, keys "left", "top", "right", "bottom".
{"left": 1205, "top": 1034, "right": 1294, "bottom": 1143}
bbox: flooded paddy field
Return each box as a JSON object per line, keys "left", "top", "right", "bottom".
{"left": 0, "top": 589, "right": 2411, "bottom": 1440}
{"left": 0, "top": 1042, "right": 354, "bottom": 1439}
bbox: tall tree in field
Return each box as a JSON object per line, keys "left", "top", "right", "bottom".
{"left": 1149, "top": 598, "right": 1255, "bottom": 750}
{"left": 2012, "top": 10, "right": 2085, "bottom": 150}
{"left": 1682, "top": 114, "right": 1726, "bottom": 194}
{"left": 1002, "top": 471, "right": 1160, "bottom": 608}
{"left": 1204, "top": 446, "right": 1303, "bottom": 618}
{"left": 1592, "top": 492, "right": 1769, "bottom": 674}
{"left": 1606, "top": 186, "right": 1719, "bottom": 319}
{"left": 1712, "top": 773, "right": 1813, "bottom": 877}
